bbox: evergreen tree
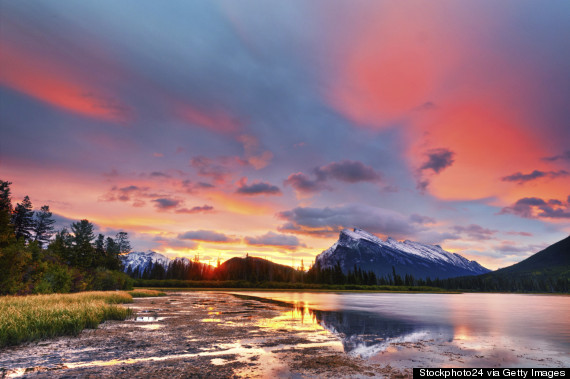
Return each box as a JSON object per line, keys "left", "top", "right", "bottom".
{"left": 70, "top": 219, "right": 95, "bottom": 268}
{"left": 105, "top": 236, "right": 122, "bottom": 270}
{"left": 12, "top": 196, "right": 34, "bottom": 241}
{"left": 50, "top": 228, "right": 74, "bottom": 264}
{"left": 0, "top": 180, "right": 14, "bottom": 247}
{"left": 115, "top": 232, "right": 131, "bottom": 255}
{"left": 93, "top": 234, "right": 107, "bottom": 268}
{"left": 33, "top": 205, "right": 56, "bottom": 247}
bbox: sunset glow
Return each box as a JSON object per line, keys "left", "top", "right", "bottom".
{"left": 1, "top": 0, "right": 569, "bottom": 270}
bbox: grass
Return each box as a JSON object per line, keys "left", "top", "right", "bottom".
{"left": 127, "top": 289, "right": 166, "bottom": 297}
{"left": 0, "top": 291, "right": 134, "bottom": 348}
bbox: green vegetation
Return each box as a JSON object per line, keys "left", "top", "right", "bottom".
{"left": 0, "top": 180, "right": 133, "bottom": 295}
{"left": 134, "top": 279, "right": 449, "bottom": 292}
{"left": 0, "top": 291, "right": 133, "bottom": 347}
{"left": 128, "top": 289, "right": 166, "bottom": 297}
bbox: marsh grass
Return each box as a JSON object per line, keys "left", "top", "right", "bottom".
{"left": 127, "top": 289, "right": 166, "bottom": 297}
{"left": 0, "top": 291, "right": 133, "bottom": 347}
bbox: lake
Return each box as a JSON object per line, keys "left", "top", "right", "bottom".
{"left": 231, "top": 292, "right": 570, "bottom": 368}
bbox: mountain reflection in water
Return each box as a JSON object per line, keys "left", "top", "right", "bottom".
{"left": 310, "top": 308, "right": 453, "bottom": 358}
{"left": 236, "top": 294, "right": 453, "bottom": 358}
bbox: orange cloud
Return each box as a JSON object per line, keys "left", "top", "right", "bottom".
{"left": 409, "top": 100, "right": 570, "bottom": 204}
{"left": 0, "top": 42, "right": 128, "bottom": 122}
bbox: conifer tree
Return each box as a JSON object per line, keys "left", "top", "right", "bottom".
{"left": 0, "top": 180, "right": 14, "bottom": 247}
{"left": 115, "top": 231, "right": 131, "bottom": 255}
{"left": 12, "top": 196, "right": 34, "bottom": 241}
{"left": 94, "top": 234, "right": 106, "bottom": 268}
{"left": 70, "top": 219, "right": 95, "bottom": 268}
{"left": 33, "top": 205, "right": 56, "bottom": 247}
{"left": 105, "top": 236, "right": 122, "bottom": 270}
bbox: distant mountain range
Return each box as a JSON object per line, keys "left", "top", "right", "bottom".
{"left": 121, "top": 251, "right": 188, "bottom": 274}
{"left": 121, "top": 230, "right": 568, "bottom": 286}
{"left": 315, "top": 228, "right": 490, "bottom": 279}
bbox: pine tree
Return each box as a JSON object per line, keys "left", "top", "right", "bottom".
{"left": 33, "top": 205, "right": 56, "bottom": 247}
{"left": 105, "top": 236, "right": 122, "bottom": 270}
{"left": 93, "top": 234, "right": 106, "bottom": 268}
{"left": 0, "top": 180, "right": 14, "bottom": 247}
{"left": 12, "top": 196, "right": 34, "bottom": 241}
{"left": 115, "top": 232, "right": 131, "bottom": 255}
{"left": 70, "top": 219, "right": 95, "bottom": 268}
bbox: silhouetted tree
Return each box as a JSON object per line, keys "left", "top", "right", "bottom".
{"left": 115, "top": 232, "right": 131, "bottom": 255}
{"left": 0, "top": 180, "right": 14, "bottom": 247}
{"left": 105, "top": 235, "right": 123, "bottom": 271}
{"left": 12, "top": 195, "right": 34, "bottom": 241}
{"left": 93, "top": 234, "right": 107, "bottom": 268}
{"left": 33, "top": 205, "right": 55, "bottom": 247}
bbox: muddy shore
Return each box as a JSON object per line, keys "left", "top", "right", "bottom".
{"left": 0, "top": 292, "right": 410, "bottom": 378}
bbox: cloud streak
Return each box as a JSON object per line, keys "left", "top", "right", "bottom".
{"left": 277, "top": 204, "right": 422, "bottom": 238}
{"left": 501, "top": 170, "right": 569, "bottom": 184}
{"left": 500, "top": 196, "right": 570, "bottom": 219}
{"left": 285, "top": 160, "right": 381, "bottom": 195}
{"left": 235, "top": 177, "right": 281, "bottom": 196}
{"left": 178, "top": 230, "right": 238, "bottom": 243}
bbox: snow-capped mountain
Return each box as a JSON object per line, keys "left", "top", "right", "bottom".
{"left": 121, "top": 251, "right": 174, "bottom": 274}
{"left": 315, "top": 228, "right": 490, "bottom": 279}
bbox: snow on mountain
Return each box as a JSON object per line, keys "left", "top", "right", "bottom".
{"left": 121, "top": 251, "right": 176, "bottom": 273}
{"left": 316, "top": 228, "right": 490, "bottom": 279}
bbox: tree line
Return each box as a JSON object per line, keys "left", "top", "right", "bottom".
{"left": 130, "top": 254, "right": 568, "bottom": 292}
{"left": 0, "top": 180, "right": 133, "bottom": 295}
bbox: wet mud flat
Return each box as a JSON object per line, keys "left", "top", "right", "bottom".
{"left": 0, "top": 292, "right": 409, "bottom": 378}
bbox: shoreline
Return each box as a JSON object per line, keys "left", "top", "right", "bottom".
{"left": 0, "top": 291, "right": 411, "bottom": 378}
{"left": 1, "top": 291, "right": 567, "bottom": 378}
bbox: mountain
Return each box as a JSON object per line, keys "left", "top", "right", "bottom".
{"left": 121, "top": 252, "right": 296, "bottom": 282}
{"left": 216, "top": 256, "right": 297, "bottom": 282}
{"left": 441, "top": 235, "right": 570, "bottom": 292}
{"left": 121, "top": 251, "right": 173, "bottom": 274}
{"left": 478, "top": 235, "right": 570, "bottom": 281}
{"left": 315, "top": 228, "right": 490, "bottom": 280}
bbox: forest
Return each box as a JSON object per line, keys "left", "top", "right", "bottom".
{"left": 0, "top": 180, "right": 133, "bottom": 295}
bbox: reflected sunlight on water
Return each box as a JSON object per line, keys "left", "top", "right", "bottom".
{"left": 256, "top": 302, "right": 328, "bottom": 334}
{"left": 232, "top": 291, "right": 570, "bottom": 367}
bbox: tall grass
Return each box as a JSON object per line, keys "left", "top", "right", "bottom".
{"left": 127, "top": 289, "right": 166, "bottom": 297}
{"left": 0, "top": 291, "right": 134, "bottom": 347}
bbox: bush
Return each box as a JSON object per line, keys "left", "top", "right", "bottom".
{"left": 90, "top": 268, "right": 134, "bottom": 291}
{"left": 33, "top": 264, "right": 73, "bottom": 294}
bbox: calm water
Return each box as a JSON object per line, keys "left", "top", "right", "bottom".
{"left": 232, "top": 292, "right": 570, "bottom": 367}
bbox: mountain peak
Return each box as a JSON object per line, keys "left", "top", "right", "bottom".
{"left": 317, "top": 228, "right": 490, "bottom": 279}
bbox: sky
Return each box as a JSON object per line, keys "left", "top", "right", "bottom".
{"left": 1, "top": 0, "right": 569, "bottom": 270}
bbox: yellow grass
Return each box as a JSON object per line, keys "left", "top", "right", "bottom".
{"left": 0, "top": 291, "right": 133, "bottom": 347}
{"left": 127, "top": 289, "right": 166, "bottom": 297}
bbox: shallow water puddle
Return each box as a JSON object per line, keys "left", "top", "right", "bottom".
{"left": 135, "top": 316, "right": 160, "bottom": 322}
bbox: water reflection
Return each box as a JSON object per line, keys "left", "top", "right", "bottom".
{"left": 240, "top": 294, "right": 453, "bottom": 358}
{"left": 312, "top": 309, "right": 453, "bottom": 357}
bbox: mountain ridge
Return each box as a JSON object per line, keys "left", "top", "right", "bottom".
{"left": 315, "top": 228, "right": 490, "bottom": 279}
